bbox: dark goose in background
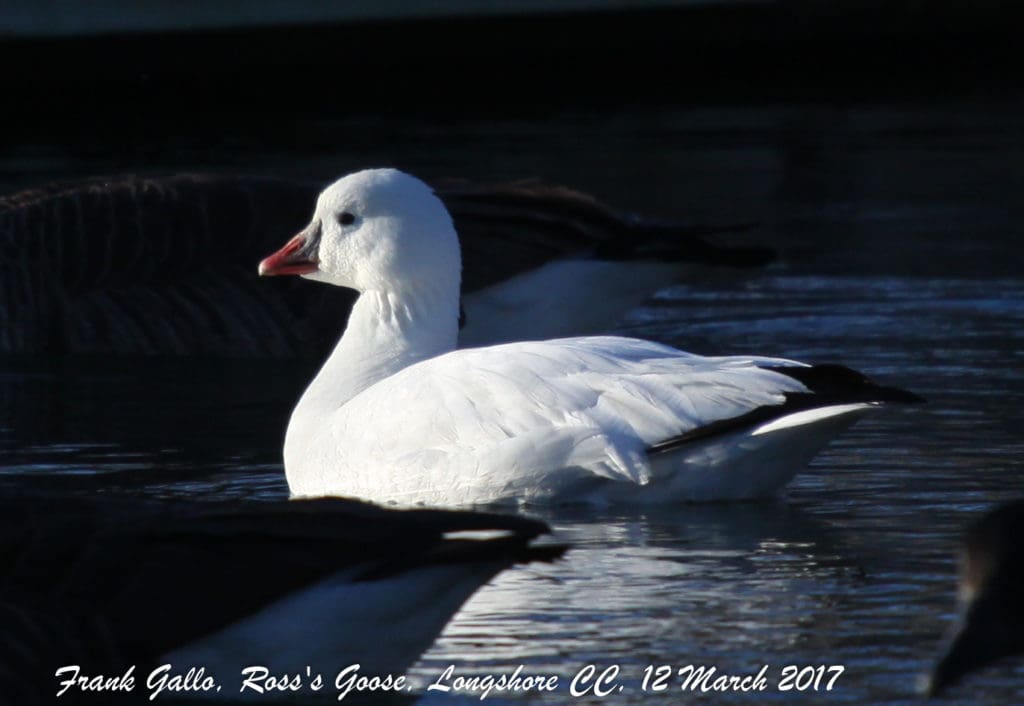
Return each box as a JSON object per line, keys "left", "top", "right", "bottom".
{"left": 0, "top": 174, "right": 770, "bottom": 357}
{"left": 928, "top": 500, "right": 1024, "bottom": 697}
{"left": 0, "top": 494, "right": 565, "bottom": 704}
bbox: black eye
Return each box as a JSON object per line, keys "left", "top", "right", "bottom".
{"left": 339, "top": 212, "right": 356, "bottom": 226}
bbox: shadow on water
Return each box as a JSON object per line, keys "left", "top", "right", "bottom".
{"left": 0, "top": 355, "right": 298, "bottom": 499}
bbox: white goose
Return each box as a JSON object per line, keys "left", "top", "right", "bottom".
{"left": 259, "top": 168, "right": 920, "bottom": 507}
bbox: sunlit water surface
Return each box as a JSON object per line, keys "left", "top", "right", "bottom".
{"left": 2, "top": 102, "right": 1022, "bottom": 704}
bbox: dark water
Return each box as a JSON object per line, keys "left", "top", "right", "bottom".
{"left": 2, "top": 100, "right": 1023, "bottom": 703}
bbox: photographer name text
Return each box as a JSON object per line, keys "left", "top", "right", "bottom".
{"left": 55, "top": 662, "right": 846, "bottom": 700}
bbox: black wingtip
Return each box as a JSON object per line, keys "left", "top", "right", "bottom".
{"left": 768, "top": 364, "right": 925, "bottom": 405}
{"left": 646, "top": 362, "right": 922, "bottom": 456}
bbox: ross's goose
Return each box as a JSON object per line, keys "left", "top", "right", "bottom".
{"left": 926, "top": 500, "right": 1024, "bottom": 697}
{"left": 259, "top": 168, "right": 920, "bottom": 507}
{"left": 0, "top": 494, "right": 564, "bottom": 704}
{"left": 0, "top": 174, "right": 768, "bottom": 356}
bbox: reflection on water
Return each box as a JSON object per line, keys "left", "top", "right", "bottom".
{"left": 2, "top": 103, "right": 1024, "bottom": 703}
{"left": 417, "top": 269, "right": 1023, "bottom": 704}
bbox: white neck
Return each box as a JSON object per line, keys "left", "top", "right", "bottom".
{"left": 285, "top": 284, "right": 459, "bottom": 462}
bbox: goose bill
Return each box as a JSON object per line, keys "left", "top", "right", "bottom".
{"left": 259, "top": 230, "right": 319, "bottom": 276}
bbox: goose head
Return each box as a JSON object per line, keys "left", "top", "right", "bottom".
{"left": 259, "top": 168, "right": 461, "bottom": 295}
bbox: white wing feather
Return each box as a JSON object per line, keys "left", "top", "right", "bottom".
{"left": 301, "top": 337, "right": 811, "bottom": 505}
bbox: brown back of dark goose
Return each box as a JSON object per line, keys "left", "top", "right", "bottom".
{"left": 0, "top": 174, "right": 771, "bottom": 356}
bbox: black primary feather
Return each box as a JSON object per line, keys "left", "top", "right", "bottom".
{"left": 647, "top": 363, "right": 922, "bottom": 455}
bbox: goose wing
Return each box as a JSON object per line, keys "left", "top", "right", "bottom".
{"left": 328, "top": 336, "right": 918, "bottom": 502}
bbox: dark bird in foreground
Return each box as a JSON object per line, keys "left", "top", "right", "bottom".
{"left": 927, "top": 500, "right": 1024, "bottom": 697}
{"left": 0, "top": 494, "right": 566, "bottom": 704}
{"left": 0, "top": 174, "right": 771, "bottom": 356}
